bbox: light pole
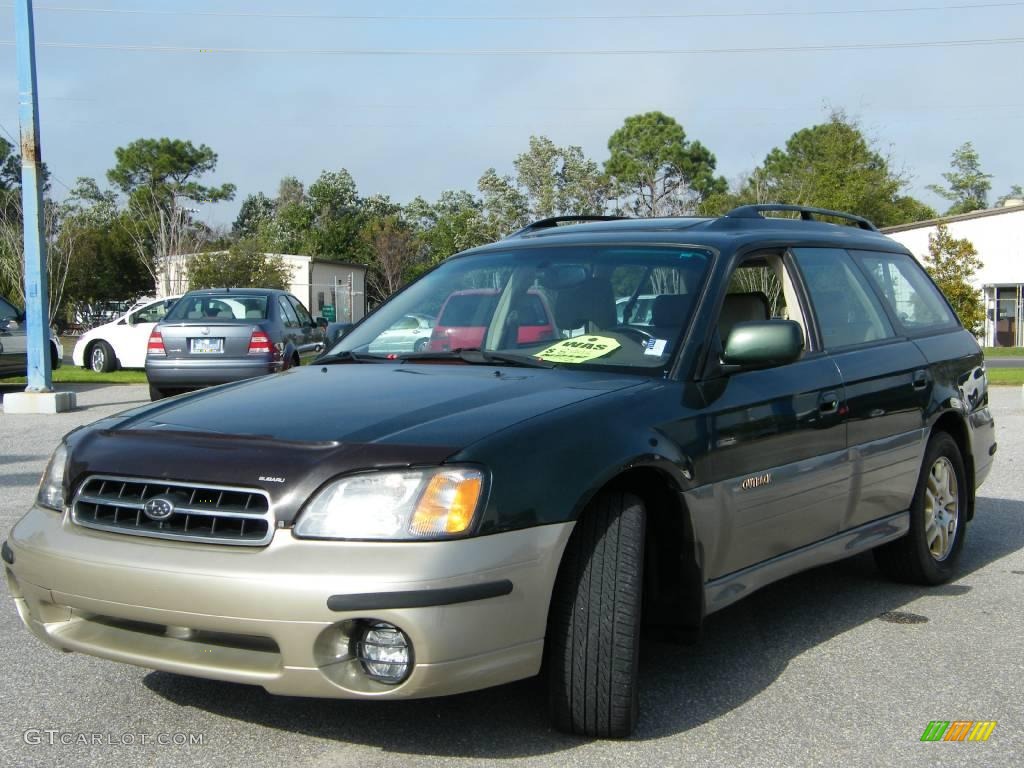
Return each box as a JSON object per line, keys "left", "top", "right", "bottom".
{"left": 7, "top": 0, "right": 75, "bottom": 412}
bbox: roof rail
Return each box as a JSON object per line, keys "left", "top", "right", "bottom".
{"left": 506, "top": 215, "right": 627, "bottom": 238}
{"left": 724, "top": 204, "right": 878, "bottom": 232}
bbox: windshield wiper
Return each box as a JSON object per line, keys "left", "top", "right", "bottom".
{"left": 399, "top": 348, "right": 556, "bottom": 369}
{"left": 318, "top": 350, "right": 387, "bottom": 364}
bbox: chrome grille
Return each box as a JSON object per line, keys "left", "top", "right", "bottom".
{"left": 71, "top": 476, "right": 274, "bottom": 546}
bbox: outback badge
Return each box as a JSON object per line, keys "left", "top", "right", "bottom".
{"left": 740, "top": 473, "right": 772, "bottom": 491}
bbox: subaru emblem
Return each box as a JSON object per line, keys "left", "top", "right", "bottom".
{"left": 143, "top": 495, "right": 176, "bottom": 521}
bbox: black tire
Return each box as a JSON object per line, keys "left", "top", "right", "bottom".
{"left": 414, "top": 337, "right": 428, "bottom": 352}
{"left": 149, "top": 384, "right": 167, "bottom": 401}
{"left": 874, "top": 432, "right": 967, "bottom": 585}
{"left": 88, "top": 340, "right": 116, "bottom": 373}
{"left": 547, "top": 491, "right": 645, "bottom": 738}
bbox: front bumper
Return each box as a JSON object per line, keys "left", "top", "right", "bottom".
{"left": 5, "top": 506, "right": 573, "bottom": 699}
{"left": 146, "top": 357, "right": 281, "bottom": 387}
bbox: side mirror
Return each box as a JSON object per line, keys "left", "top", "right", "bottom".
{"left": 330, "top": 323, "right": 353, "bottom": 343}
{"left": 126, "top": 314, "right": 137, "bottom": 326}
{"left": 315, "top": 317, "right": 329, "bottom": 329}
{"left": 722, "top": 320, "right": 803, "bottom": 371}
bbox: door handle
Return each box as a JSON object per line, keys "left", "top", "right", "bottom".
{"left": 819, "top": 391, "right": 840, "bottom": 414}
{"left": 912, "top": 369, "right": 929, "bottom": 390}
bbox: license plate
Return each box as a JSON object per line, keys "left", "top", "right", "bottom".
{"left": 190, "top": 338, "right": 224, "bottom": 354}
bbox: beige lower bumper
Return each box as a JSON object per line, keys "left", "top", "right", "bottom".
{"left": 6, "top": 506, "right": 574, "bottom": 699}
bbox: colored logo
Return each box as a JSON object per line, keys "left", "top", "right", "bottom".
{"left": 920, "top": 721, "right": 997, "bottom": 742}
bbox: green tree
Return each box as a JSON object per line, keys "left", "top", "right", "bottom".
{"left": 405, "top": 190, "right": 490, "bottom": 266}
{"left": 924, "top": 224, "right": 983, "bottom": 335}
{"left": 707, "top": 111, "right": 934, "bottom": 227}
{"left": 187, "top": 239, "right": 292, "bottom": 290}
{"left": 478, "top": 168, "right": 529, "bottom": 237}
{"left": 995, "top": 184, "right": 1023, "bottom": 207}
{"left": 232, "top": 192, "right": 275, "bottom": 238}
{"left": 927, "top": 142, "right": 992, "bottom": 215}
{"left": 107, "top": 138, "right": 235, "bottom": 292}
{"left": 512, "top": 136, "right": 608, "bottom": 219}
{"left": 605, "top": 111, "right": 726, "bottom": 216}
{"left": 363, "top": 215, "right": 419, "bottom": 303}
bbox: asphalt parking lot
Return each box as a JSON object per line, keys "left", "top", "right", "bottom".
{"left": 1, "top": 383, "right": 1021, "bottom": 768}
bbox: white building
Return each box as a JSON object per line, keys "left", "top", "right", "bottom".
{"left": 882, "top": 201, "right": 1024, "bottom": 347}
{"left": 159, "top": 252, "right": 367, "bottom": 323}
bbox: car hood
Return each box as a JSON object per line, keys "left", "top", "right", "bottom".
{"left": 123, "top": 363, "right": 644, "bottom": 444}
{"left": 67, "top": 363, "right": 646, "bottom": 524}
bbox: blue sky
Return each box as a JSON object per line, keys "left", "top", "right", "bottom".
{"left": 1, "top": 0, "right": 1022, "bottom": 230}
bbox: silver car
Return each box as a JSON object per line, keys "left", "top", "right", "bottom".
{"left": 0, "top": 294, "right": 63, "bottom": 378}
{"left": 367, "top": 313, "right": 434, "bottom": 354}
{"left": 145, "top": 288, "right": 324, "bottom": 400}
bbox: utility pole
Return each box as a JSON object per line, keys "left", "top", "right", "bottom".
{"left": 7, "top": 0, "right": 75, "bottom": 413}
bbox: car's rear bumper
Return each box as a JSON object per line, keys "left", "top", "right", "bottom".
{"left": 5, "top": 506, "right": 573, "bottom": 699}
{"left": 145, "top": 357, "right": 281, "bottom": 387}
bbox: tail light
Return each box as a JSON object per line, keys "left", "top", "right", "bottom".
{"left": 248, "top": 329, "right": 274, "bottom": 355}
{"left": 147, "top": 330, "right": 166, "bottom": 356}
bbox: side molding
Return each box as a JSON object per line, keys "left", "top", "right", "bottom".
{"left": 703, "top": 511, "right": 909, "bottom": 615}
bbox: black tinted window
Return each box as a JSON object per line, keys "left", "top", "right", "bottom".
{"left": 0, "top": 296, "right": 19, "bottom": 320}
{"left": 852, "top": 251, "right": 958, "bottom": 333}
{"left": 792, "top": 248, "right": 894, "bottom": 349}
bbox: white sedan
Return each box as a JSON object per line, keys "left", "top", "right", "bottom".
{"left": 73, "top": 296, "right": 179, "bottom": 372}
{"left": 367, "top": 313, "right": 435, "bottom": 354}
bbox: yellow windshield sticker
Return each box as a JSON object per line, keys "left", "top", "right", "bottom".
{"left": 535, "top": 335, "right": 621, "bottom": 364}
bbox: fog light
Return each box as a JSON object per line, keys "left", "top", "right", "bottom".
{"left": 356, "top": 622, "right": 411, "bottom": 684}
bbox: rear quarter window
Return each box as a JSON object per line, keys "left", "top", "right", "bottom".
{"left": 851, "top": 250, "right": 959, "bottom": 334}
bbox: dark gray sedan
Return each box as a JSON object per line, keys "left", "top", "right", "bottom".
{"left": 145, "top": 288, "right": 324, "bottom": 400}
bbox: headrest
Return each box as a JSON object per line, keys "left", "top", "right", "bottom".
{"left": 554, "top": 278, "right": 617, "bottom": 330}
{"left": 719, "top": 292, "right": 770, "bottom": 341}
{"left": 651, "top": 294, "right": 693, "bottom": 327}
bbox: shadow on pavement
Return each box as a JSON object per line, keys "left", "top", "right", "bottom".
{"left": 145, "top": 496, "right": 1024, "bottom": 756}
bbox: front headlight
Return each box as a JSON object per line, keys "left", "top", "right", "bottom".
{"left": 293, "top": 467, "right": 485, "bottom": 540}
{"left": 37, "top": 442, "right": 68, "bottom": 511}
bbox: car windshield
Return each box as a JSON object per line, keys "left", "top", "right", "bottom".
{"left": 164, "top": 294, "right": 269, "bottom": 322}
{"left": 333, "top": 245, "right": 712, "bottom": 370}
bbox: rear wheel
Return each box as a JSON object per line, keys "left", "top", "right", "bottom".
{"left": 148, "top": 384, "right": 167, "bottom": 401}
{"left": 89, "top": 341, "right": 116, "bottom": 373}
{"left": 874, "top": 431, "right": 967, "bottom": 585}
{"left": 414, "top": 338, "right": 429, "bottom": 352}
{"left": 547, "top": 491, "right": 645, "bottom": 738}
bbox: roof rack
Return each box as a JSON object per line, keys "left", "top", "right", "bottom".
{"left": 506, "top": 215, "right": 627, "bottom": 238}
{"left": 724, "top": 204, "right": 878, "bottom": 232}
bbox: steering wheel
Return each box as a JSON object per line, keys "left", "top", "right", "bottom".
{"left": 610, "top": 326, "right": 656, "bottom": 345}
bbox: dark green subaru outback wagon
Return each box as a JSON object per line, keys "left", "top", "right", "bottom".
{"left": 5, "top": 205, "right": 996, "bottom": 738}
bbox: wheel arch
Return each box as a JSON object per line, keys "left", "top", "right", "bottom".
{"left": 568, "top": 463, "right": 704, "bottom": 634}
{"left": 930, "top": 410, "right": 975, "bottom": 521}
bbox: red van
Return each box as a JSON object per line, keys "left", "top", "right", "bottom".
{"left": 429, "top": 288, "right": 555, "bottom": 351}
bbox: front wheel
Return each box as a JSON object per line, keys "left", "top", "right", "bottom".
{"left": 148, "top": 384, "right": 167, "bottom": 401}
{"left": 89, "top": 341, "right": 116, "bottom": 373}
{"left": 546, "top": 491, "right": 646, "bottom": 738}
{"left": 874, "top": 431, "right": 967, "bottom": 585}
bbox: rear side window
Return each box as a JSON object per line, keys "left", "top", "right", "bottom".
{"left": 792, "top": 248, "right": 895, "bottom": 350}
{"left": 851, "top": 251, "right": 958, "bottom": 333}
{"left": 278, "top": 296, "right": 300, "bottom": 328}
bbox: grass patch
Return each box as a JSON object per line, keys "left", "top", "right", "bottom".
{"left": 983, "top": 347, "right": 1024, "bottom": 358}
{"left": 986, "top": 368, "right": 1024, "bottom": 386}
{"left": 0, "top": 367, "right": 147, "bottom": 385}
